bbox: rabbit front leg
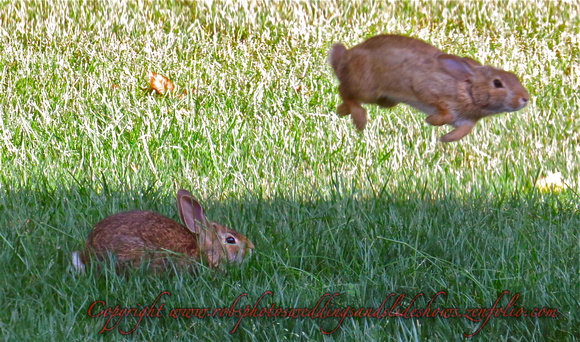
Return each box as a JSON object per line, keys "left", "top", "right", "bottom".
{"left": 425, "top": 103, "right": 454, "bottom": 126}
{"left": 440, "top": 121, "right": 475, "bottom": 142}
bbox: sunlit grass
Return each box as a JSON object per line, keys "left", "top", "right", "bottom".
{"left": 0, "top": 0, "right": 578, "bottom": 340}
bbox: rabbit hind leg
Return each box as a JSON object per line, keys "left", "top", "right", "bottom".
{"left": 350, "top": 103, "right": 367, "bottom": 131}
{"left": 337, "top": 102, "right": 351, "bottom": 116}
{"left": 336, "top": 99, "right": 368, "bottom": 131}
{"left": 341, "top": 99, "right": 367, "bottom": 131}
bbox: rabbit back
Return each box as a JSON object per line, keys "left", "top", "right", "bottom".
{"left": 336, "top": 35, "right": 452, "bottom": 110}
{"left": 80, "top": 210, "right": 199, "bottom": 271}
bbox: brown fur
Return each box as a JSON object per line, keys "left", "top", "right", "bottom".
{"left": 74, "top": 190, "right": 254, "bottom": 274}
{"left": 330, "top": 34, "right": 530, "bottom": 142}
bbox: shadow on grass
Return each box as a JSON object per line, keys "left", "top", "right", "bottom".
{"left": 0, "top": 182, "right": 577, "bottom": 340}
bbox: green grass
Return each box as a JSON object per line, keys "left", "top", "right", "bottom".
{"left": 0, "top": 0, "right": 578, "bottom": 340}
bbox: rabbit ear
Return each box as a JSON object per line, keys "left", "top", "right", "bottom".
{"left": 177, "top": 189, "right": 207, "bottom": 234}
{"left": 461, "top": 56, "right": 482, "bottom": 68}
{"left": 438, "top": 54, "right": 474, "bottom": 80}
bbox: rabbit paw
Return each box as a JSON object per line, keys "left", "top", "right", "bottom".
{"left": 440, "top": 123, "right": 474, "bottom": 142}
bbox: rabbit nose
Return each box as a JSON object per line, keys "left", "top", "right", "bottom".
{"left": 520, "top": 97, "right": 529, "bottom": 107}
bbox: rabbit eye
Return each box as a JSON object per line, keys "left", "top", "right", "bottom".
{"left": 225, "top": 236, "right": 236, "bottom": 244}
{"left": 493, "top": 79, "right": 503, "bottom": 88}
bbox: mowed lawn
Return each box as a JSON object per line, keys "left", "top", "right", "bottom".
{"left": 0, "top": 0, "right": 578, "bottom": 340}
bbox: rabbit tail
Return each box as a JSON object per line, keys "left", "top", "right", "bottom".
{"left": 329, "top": 43, "right": 347, "bottom": 80}
{"left": 72, "top": 251, "right": 86, "bottom": 274}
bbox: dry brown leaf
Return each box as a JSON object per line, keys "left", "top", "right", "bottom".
{"left": 147, "top": 70, "right": 175, "bottom": 95}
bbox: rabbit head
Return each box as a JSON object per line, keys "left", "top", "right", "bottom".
{"left": 438, "top": 54, "right": 529, "bottom": 117}
{"left": 177, "top": 189, "right": 255, "bottom": 268}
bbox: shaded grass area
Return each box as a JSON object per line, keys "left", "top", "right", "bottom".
{"left": 0, "top": 0, "right": 578, "bottom": 340}
{"left": 1, "top": 183, "right": 577, "bottom": 340}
